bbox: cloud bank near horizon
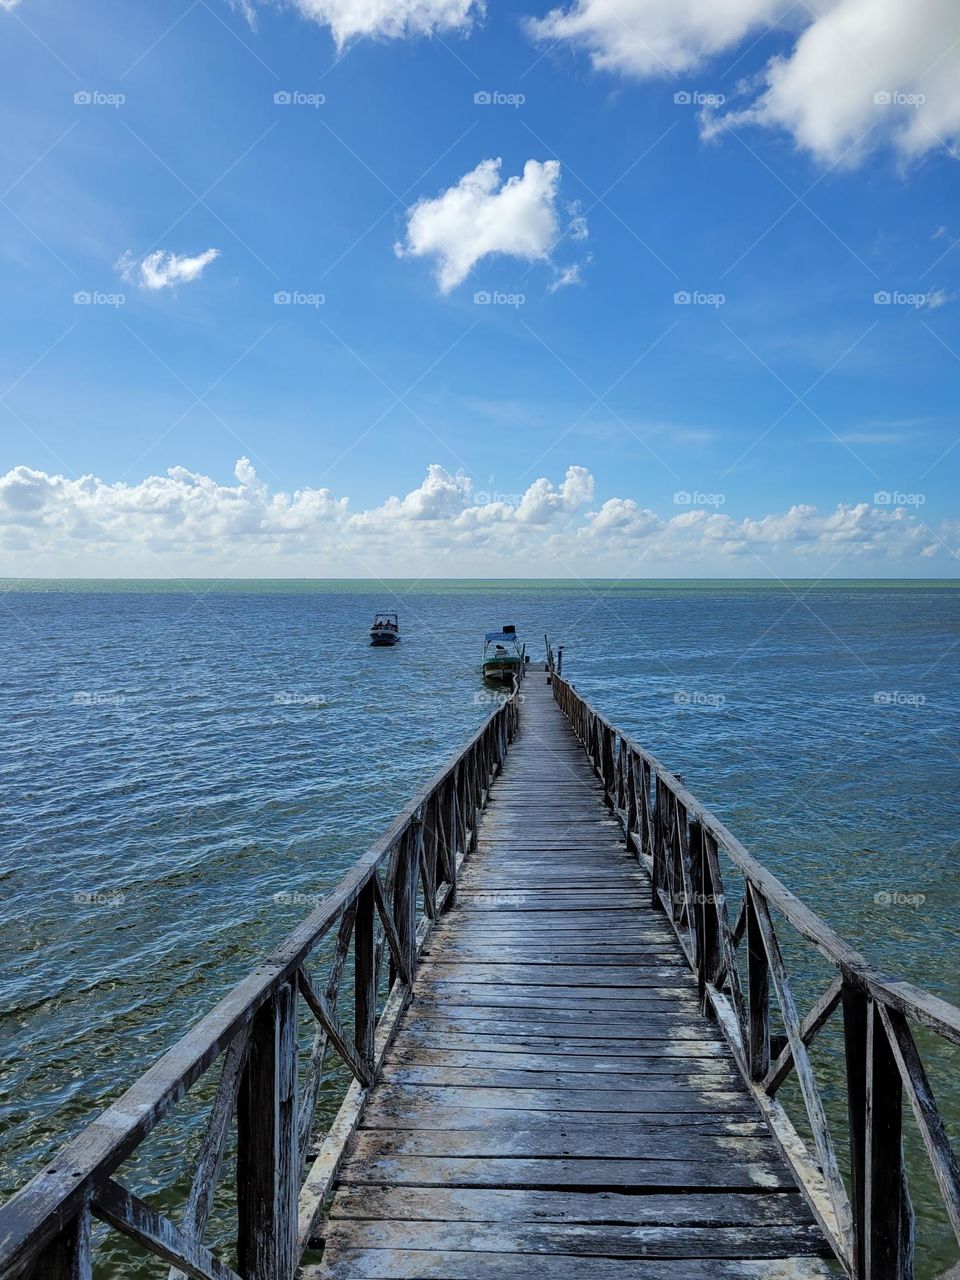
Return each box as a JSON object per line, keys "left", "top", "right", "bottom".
{"left": 0, "top": 458, "right": 947, "bottom": 577}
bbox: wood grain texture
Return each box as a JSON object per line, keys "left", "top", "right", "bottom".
{"left": 312, "top": 675, "right": 829, "bottom": 1278}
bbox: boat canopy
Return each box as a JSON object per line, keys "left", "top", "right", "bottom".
{"left": 485, "top": 630, "right": 518, "bottom": 643}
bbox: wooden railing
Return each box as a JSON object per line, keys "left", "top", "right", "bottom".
{"left": 552, "top": 674, "right": 960, "bottom": 1280}
{"left": 0, "top": 673, "right": 524, "bottom": 1280}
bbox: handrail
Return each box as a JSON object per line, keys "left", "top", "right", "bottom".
{"left": 0, "top": 669, "right": 525, "bottom": 1280}
{"left": 551, "top": 673, "right": 960, "bottom": 1280}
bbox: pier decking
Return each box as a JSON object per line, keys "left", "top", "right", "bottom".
{"left": 3, "top": 659, "right": 960, "bottom": 1280}
{"left": 307, "top": 676, "right": 832, "bottom": 1278}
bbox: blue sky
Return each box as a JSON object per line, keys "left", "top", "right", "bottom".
{"left": 1, "top": 0, "right": 959, "bottom": 576}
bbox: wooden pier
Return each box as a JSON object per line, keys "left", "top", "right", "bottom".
{"left": 1, "top": 659, "right": 959, "bottom": 1280}
{"left": 307, "top": 675, "right": 832, "bottom": 1278}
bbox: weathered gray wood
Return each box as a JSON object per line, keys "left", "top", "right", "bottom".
{"left": 354, "top": 881, "right": 376, "bottom": 1076}
{"left": 26, "top": 1204, "right": 92, "bottom": 1280}
{"left": 323, "top": 1217, "right": 831, "bottom": 1259}
{"left": 297, "top": 967, "right": 373, "bottom": 1089}
{"left": 865, "top": 1001, "right": 914, "bottom": 1279}
{"left": 236, "top": 981, "right": 297, "bottom": 1280}
{"left": 878, "top": 1003, "right": 960, "bottom": 1245}
{"left": 169, "top": 1029, "right": 250, "bottom": 1280}
{"left": 326, "top": 1185, "right": 814, "bottom": 1225}
{"left": 750, "top": 890, "right": 852, "bottom": 1261}
{"left": 93, "top": 1180, "right": 240, "bottom": 1280}
{"left": 746, "top": 885, "right": 770, "bottom": 1082}
{"left": 304, "top": 1254, "right": 833, "bottom": 1279}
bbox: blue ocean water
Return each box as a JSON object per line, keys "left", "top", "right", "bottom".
{"left": 0, "top": 579, "right": 958, "bottom": 1273}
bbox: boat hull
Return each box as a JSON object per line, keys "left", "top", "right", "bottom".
{"left": 370, "top": 631, "right": 400, "bottom": 646}
{"left": 482, "top": 658, "right": 522, "bottom": 684}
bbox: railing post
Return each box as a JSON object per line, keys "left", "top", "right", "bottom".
{"left": 843, "top": 977, "right": 869, "bottom": 1279}
{"left": 392, "top": 823, "right": 418, "bottom": 984}
{"left": 651, "top": 775, "right": 665, "bottom": 910}
{"left": 693, "top": 822, "right": 718, "bottom": 1016}
{"left": 866, "top": 999, "right": 914, "bottom": 1279}
{"left": 746, "top": 885, "right": 770, "bottom": 1082}
{"left": 29, "top": 1204, "right": 92, "bottom": 1279}
{"left": 236, "top": 980, "right": 298, "bottom": 1280}
{"left": 354, "top": 880, "right": 376, "bottom": 1073}
{"left": 625, "top": 750, "right": 639, "bottom": 854}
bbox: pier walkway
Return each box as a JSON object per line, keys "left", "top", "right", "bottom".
{"left": 307, "top": 675, "right": 832, "bottom": 1278}
{"left": 2, "top": 660, "right": 959, "bottom": 1280}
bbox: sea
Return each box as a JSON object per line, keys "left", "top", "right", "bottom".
{"left": 0, "top": 579, "right": 958, "bottom": 1276}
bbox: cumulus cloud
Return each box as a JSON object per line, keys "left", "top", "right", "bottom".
{"left": 397, "top": 158, "right": 587, "bottom": 292}
{"left": 710, "top": 0, "right": 960, "bottom": 163}
{"left": 529, "top": 0, "right": 960, "bottom": 164}
{"left": 528, "top": 0, "right": 785, "bottom": 77}
{"left": 116, "top": 248, "right": 221, "bottom": 291}
{"left": 264, "top": 0, "right": 481, "bottom": 46}
{"left": 0, "top": 458, "right": 949, "bottom": 576}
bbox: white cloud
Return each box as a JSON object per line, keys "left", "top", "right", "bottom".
{"left": 0, "top": 458, "right": 949, "bottom": 576}
{"left": 710, "top": 0, "right": 960, "bottom": 163}
{"left": 0, "top": 1, "right": 22, "bottom": 10}
{"left": 275, "top": 0, "right": 481, "bottom": 46}
{"left": 116, "top": 248, "right": 221, "bottom": 291}
{"left": 527, "top": 0, "right": 785, "bottom": 77}
{"left": 397, "top": 158, "right": 587, "bottom": 292}
{"left": 530, "top": 0, "right": 960, "bottom": 164}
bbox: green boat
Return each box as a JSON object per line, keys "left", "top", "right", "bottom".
{"left": 482, "top": 625, "right": 525, "bottom": 685}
